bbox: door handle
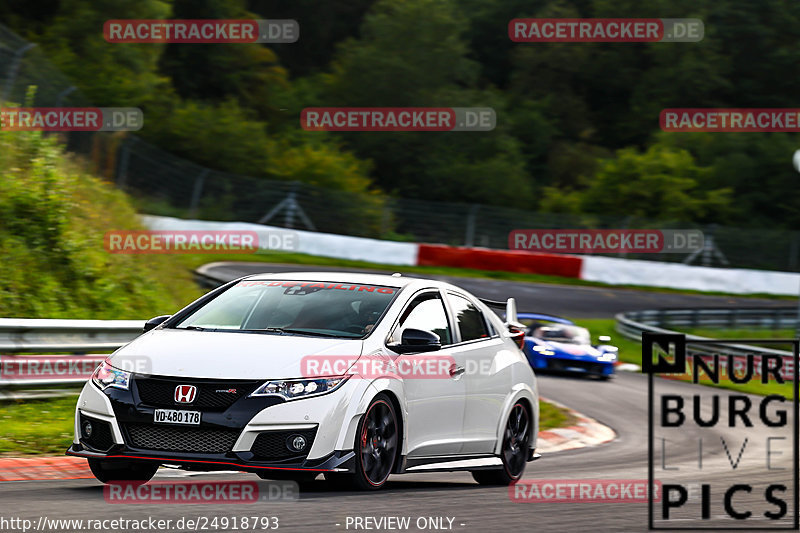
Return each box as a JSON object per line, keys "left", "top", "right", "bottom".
{"left": 449, "top": 365, "right": 465, "bottom": 378}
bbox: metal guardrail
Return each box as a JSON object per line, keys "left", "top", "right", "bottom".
{"left": 618, "top": 308, "right": 798, "bottom": 331}
{"left": 615, "top": 308, "right": 796, "bottom": 361}
{"left": 0, "top": 318, "right": 144, "bottom": 389}
{"left": 1, "top": 307, "right": 794, "bottom": 390}
{"left": 0, "top": 318, "right": 144, "bottom": 353}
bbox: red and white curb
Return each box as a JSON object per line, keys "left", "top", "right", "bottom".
{"left": 536, "top": 397, "right": 616, "bottom": 454}
{"left": 0, "top": 456, "right": 92, "bottom": 481}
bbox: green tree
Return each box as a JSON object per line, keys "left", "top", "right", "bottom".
{"left": 322, "top": 0, "right": 534, "bottom": 207}
{"left": 540, "top": 144, "right": 733, "bottom": 223}
{"left": 158, "top": 0, "right": 288, "bottom": 122}
{"left": 35, "top": 0, "right": 172, "bottom": 106}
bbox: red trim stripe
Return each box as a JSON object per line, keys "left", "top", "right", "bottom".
{"left": 67, "top": 451, "right": 334, "bottom": 472}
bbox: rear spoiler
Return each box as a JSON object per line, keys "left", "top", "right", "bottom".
{"left": 478, "top": 297, "right": 525, "bottom": 329}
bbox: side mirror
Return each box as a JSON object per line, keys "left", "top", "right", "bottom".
{"left": 389, "top": 328, "right": 441, "bottom": 354}
{"left": 598, "top": 335, "right": 611, "bottom": 343}
{"left": 144, "top": 315, "right": 172, "bottom": 333}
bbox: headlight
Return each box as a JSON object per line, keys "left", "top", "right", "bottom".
{"left": 250, "top": 376, "right": 348, "bottom": 401}
{"left": 597, "top": 352, "right": 618, "bottom": 362}
{"left": 91, "top": 360, "right": 131, "bottom": 390}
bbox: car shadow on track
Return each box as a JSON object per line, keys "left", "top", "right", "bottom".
{"left": 298, "top": 478, "right": 486, "bottom": 496}
{"left": 64, "top": 475, "right": 490, "bottom": 500}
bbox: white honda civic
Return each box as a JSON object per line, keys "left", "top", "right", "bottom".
{"left": 68, "top": 272, "right": 539, "bottom": 490}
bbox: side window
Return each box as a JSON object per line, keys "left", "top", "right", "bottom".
{"left": 389, "top": 293, "right": 452, "bottom": 345}
{"left": 449, "top": 294, "right": 489, "bottom": 342}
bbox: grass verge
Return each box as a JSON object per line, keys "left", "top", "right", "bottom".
{"left": 0, "top": 395, "right": 78, "bottom": 456}
{"left": 539, "top": 399, "right": 577, "bottom": 431}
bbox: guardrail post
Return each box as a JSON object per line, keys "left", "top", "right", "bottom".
{"left": 115, "top": 141, "right": 130, "bottom": 188}
{"left": 464, "top": 205, "right": 479, "bottom": 247}
{"left": 1, "top": 42, "right": 35, "bottom": 102}
{"left": 188, "top": 169, "right": 209, "bottom": 217}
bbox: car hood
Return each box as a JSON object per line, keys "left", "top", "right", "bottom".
{"left": 108, "top": 329, "right": 365, "bottom": 380}
{"left": 529, "top": 338, "right": 601, "bottom": 358}
{"left": 547, "top": 341, "right": 601, "bottom": 357}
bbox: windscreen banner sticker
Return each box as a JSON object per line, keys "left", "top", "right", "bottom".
{"left": 645, "top": 332, "right": 799, "bottom": 530}
{"left": 235, "top": 280, "right": 396, "bottom": 294}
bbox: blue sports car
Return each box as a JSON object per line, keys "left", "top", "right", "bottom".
{"left": 518, "top": 313, "right": 618, "bottom": 379}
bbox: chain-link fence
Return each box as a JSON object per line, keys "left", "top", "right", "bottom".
{"left": 2, "top": 23, "right": 800, "bottom": 272}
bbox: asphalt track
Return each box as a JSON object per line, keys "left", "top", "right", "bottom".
{"left": 197, "top": 261, "right": 792, "bottom": 318}
{"left": 1, "top": 264, "right": 794, "bottom": 532}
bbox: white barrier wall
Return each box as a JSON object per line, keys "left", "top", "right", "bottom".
{"left": 581, "top": 255, "right": 800, "bottom": 296}
{"left": 143, "top": 215, "right": 800, "bottom": 295}
{"left": 142, "top": 215, "right": 419, "bottom": 266}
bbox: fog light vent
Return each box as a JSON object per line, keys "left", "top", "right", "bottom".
{"left": 289, "top": 435, "right": 307, "bottom": 452}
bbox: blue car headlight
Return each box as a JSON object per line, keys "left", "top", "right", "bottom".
{"left": 597, "top": 350, "right": 618, "bottom": 362}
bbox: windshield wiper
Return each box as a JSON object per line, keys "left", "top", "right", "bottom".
{"left": 277, "top": 328, "right": 345, "bottom": 338}
{"left": 248, "top": 327, "right": 346, "bottom": 338}
{"left": 180, "top": 325, "right": 208, "bottom": 331}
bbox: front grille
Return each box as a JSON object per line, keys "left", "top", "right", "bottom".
{"left": 548, "top": 359, "right": 604, "bottom": 374}
{"left": 79, "top": 414, "right": 114, "bottom": 452}
{"left": 134, "top": 377, "right": 260, "bottom": 410}
{"left": 251, "top": 428, "right": 317, "bottom": 461}
{"left": 125, "top": 424, "right": 240, "bottom": 454}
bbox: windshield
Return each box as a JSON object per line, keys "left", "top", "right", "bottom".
{"left": 173, "top": 280, "right": 399, "bottom": 338}
{"left": 528, "top": 324, "right": 591, "bottom": 345}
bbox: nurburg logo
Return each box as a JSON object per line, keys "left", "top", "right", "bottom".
{"left": 175, "top": 385, "right": 197, "bottom": 403}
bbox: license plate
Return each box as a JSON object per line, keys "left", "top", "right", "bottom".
{"left": 154, "top": 409, "right": 201, "bottom": 425}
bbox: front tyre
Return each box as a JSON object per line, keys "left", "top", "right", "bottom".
{"left": 88, "top": 459, "right": 159, "bottom": 484}
{"left": 471, "top": 402, "right": 532, "bottom": 486}
{"left": 350, "top": 394, "right": 399, "bottom": 490}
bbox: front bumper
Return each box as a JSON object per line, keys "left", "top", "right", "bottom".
{"left": 69, "top": 374, "right": 363, "bottom": 473}
{"left": 65, "top": 444, "right": 354, "bottom": 473}
{"left": 532, "top": 356, "right": 615, "bottom": 376}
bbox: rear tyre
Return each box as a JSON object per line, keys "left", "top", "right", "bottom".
{"left": 349, "top": 394, "right": 399, "bottom": 491}
{"left": 88, "top": 459, "right": 159, "bottom": 484}
{"left": 471, "top": 402, "right": 531, "bottom": 486}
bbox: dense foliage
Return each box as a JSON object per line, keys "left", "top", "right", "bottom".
{"left": 0, "top": 127, "right": 201, "bottom": 318}
{"left": 3, "top": 0, "right": 800, "bottom": 228}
